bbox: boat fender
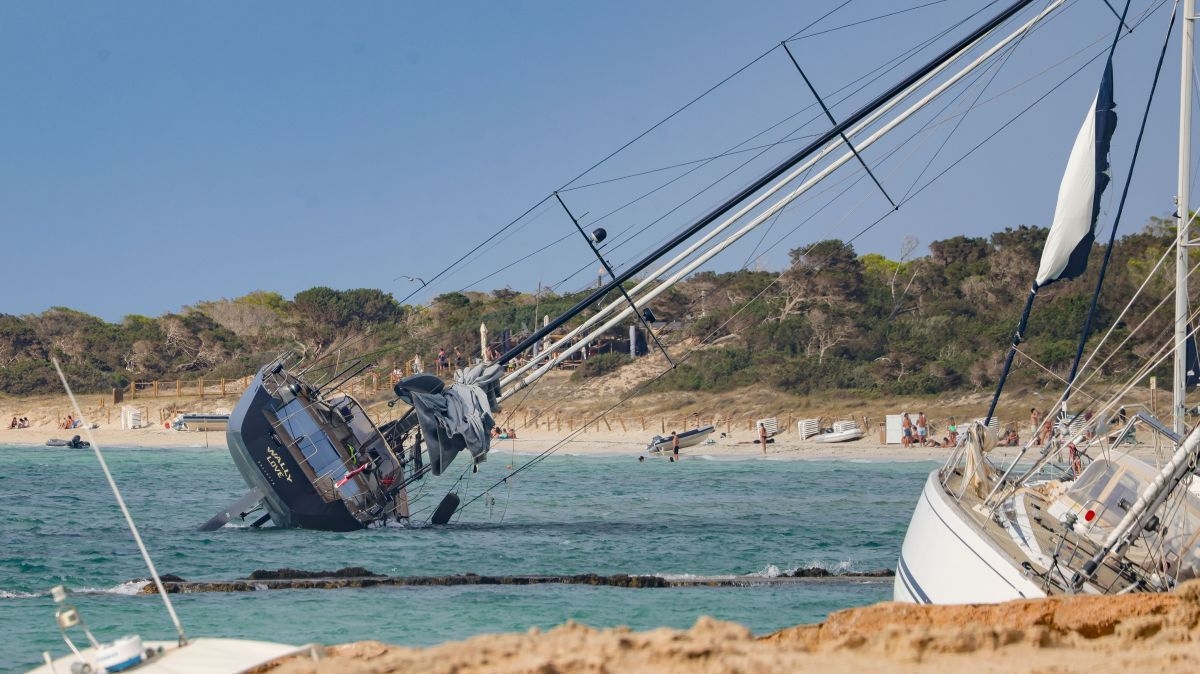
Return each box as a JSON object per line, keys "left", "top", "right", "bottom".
{"left": 431, "top": 492, "right": 460, "bottom": 525}
{"left": 394, "top": 373, "right": 445, "bottom": 404}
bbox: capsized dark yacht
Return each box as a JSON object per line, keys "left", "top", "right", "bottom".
{"left": 201, "top": 0, "right": 1071, "bottom": 532}
{"left": 205, "top": 354, "right": 502, "bottom": 532}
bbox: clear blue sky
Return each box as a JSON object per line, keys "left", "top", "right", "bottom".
{"left": 0, "top": 1, "right": 1186, "bottom": 322}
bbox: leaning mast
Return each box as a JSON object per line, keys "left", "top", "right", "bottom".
{"left": 1175, "top": 0, "right": 1194, "bottom": 435}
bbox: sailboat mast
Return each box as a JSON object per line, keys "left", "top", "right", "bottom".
{"left": 495, "top": 0, "right": 1040, "bottom": 368}
{"left": 1175, "top": 0, "right": 1194, "bottom": 435}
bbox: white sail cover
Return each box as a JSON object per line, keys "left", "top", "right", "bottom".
{"left": 1036, "top": 61, "right": 1116, "bottom": 287}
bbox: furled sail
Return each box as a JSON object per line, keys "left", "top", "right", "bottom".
{"left": 985, "top": 60, "right": 1117, "bottom": 425}
{"left": 395, "top": 363, "right": 502, "bottom": 476}
{"left": 1035, "top": 60, "right": 1117, "bottom": 287}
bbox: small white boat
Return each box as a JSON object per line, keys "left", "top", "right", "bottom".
{"left": 813, "top": 421, "right": 864, "bottom": 444}
{"left": 647, "top": 425, "right": 715, "bottom": 452}
{"left": 173, "top": 413, "right": 230, "bottom": 432}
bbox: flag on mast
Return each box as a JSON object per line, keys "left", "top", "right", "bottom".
{"left": 1036, "top": 60, "right": 1117, "bottom": 287}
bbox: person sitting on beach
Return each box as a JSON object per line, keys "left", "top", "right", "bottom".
{"left": 947, "top": 417, "right": 957, "bottom": 445}
{"left": 17, "top": 417, "right": 29, "bottom": 428}
{"left": 491, "top": 426, "right": 502, "bottom": 439}
{"left": 1002, "top": 428, "right": 1020, "bottom": 446}
{"left": 8, "top": 417, "right": 16, "bottom": 429}
{"left": 506, "top": 427, "right": 517, "bottom": 439}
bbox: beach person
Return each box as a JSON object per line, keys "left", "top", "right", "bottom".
{"left": 638, "top": 455, "right": 645, "bottom": 462}
{"left": 691, "top": 412, "right": 701, "bottom": 429}
{"left": 437, "top": 348, "right": 448, "bottom": 375}
{"left": 454, "top": 347, "right": 463, "bottom": 369}
{"left": 1030, "top": 408, "right": 1041, "bottom": 436}
{"left": 412, "top": 353, "right": 423, "bottom": 374}
{"left": 671, "top": 431, "right": 680, "bottom": 458}
{"left": 8, "top": 417, "right": 16, "bottom": 429}
{"left": 901, "top": 413, "right": 913, "bottom": 448}
{"left": 947, "top": 417, "right": 957, "bottom": 445}
{"left": 916, "top": 412, "right": 928, "bottom": 446}
{"left": 758, "top": 422, "right": 768, "bottom": 454}
{"left": 1038, "top": 417, "right": 1052, "bottom": 445}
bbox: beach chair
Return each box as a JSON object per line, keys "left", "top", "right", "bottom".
{"left": 756, "top": 418, "right": 779, "bottom": 437}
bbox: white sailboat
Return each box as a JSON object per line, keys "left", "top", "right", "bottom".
{"left": 894, "top": 0, "right": 1200, "bottom": 604}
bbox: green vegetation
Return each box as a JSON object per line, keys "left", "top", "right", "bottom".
{"left": 0, "top": 221, "right": 1181, "bottom": 396}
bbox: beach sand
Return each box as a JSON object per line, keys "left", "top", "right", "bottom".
{"left": 266, "top": 580, "right": 1200, "bottom": 674}
{"left": 1, "top": 414, "right": 1168, "bottom": 468}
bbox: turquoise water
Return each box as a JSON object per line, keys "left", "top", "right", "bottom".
{"left": 0, "top": 444, "right": 933, "bottom": 671}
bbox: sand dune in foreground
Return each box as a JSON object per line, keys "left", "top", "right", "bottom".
{"left": 268, "top": 580, "right": 1200, "bottom": 674}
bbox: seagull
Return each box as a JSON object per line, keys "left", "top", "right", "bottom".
{"left": 395, "top": 274, "right": 426, "bottom": 286}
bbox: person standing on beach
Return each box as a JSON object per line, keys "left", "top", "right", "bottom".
{"left": 916, "top": 412, "right": 928, "bottom": 446}
{"left": 758, "top": 422, "right": 768, "bottom": 455}
{"left": 901, "top": 413, "right": 913, "bottom": 447}
{"left": 1030, "top": 408, "right": 1041, "bottom": 436}
{"left": 671, "top": 431, "right": 680, "bottom": 459}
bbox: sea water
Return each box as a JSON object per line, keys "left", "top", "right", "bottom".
{"left": 0, "top": 444, "right": 934, "bottom": 670}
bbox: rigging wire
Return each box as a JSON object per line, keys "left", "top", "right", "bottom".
{"left": 415, "top": 0, "right": 1175, "bottom": 517}
{"left": 541, "top": 2, "right": 1037, "bottom": 297}
{"left": 432, "top": 1, "right": 1019, "bottom": 303}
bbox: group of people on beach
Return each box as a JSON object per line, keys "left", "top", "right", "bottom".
{"left": 8, "top": 416, "right": 30, "bottom": 429}
{"left": 901, "top": 412, "right": 954, "bottom": 447}
{"left": 405, "top": 347, "right": 465, "bottom": 378}
{"left": 59, "top": 414, "right": 79, "bottom": 430}
{"left": 490, "top": 426, "right": 517, "bottom": 440}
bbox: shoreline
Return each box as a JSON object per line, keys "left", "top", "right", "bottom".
{"left": 0, "top": 424, "right": 1172, "bottom": 465}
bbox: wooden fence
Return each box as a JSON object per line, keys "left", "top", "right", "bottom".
{"left": 127, "top": 377, "right": 252, "bottom": 399}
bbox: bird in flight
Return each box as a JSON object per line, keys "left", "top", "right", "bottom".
{"left": 395, "top": 274, "right": 426, "bottom": 286}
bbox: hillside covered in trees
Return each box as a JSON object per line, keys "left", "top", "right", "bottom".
{"left": 0, "top": 220, "right": 1182, "bottom": 398}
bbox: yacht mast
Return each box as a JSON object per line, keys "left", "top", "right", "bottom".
{"left": 1175, "top": 0, "right": 1194, "bottom": 435}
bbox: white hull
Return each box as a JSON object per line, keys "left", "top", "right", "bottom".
{"left": 813, "top": 427, "right": 864, "bottom": 443}
{"left": 893, "top": 471, "right": 1045, "bottom": 604}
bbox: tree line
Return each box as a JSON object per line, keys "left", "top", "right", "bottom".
{"left": 0, "top": 219, "right": 1181, "bottom": 397}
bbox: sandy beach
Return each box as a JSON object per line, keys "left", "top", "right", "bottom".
{"left": 0, "top": 414, "right": 1170, "bottom": 468}
{"left": 266, "top": 580, "right": 1200, "bottom": 674}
